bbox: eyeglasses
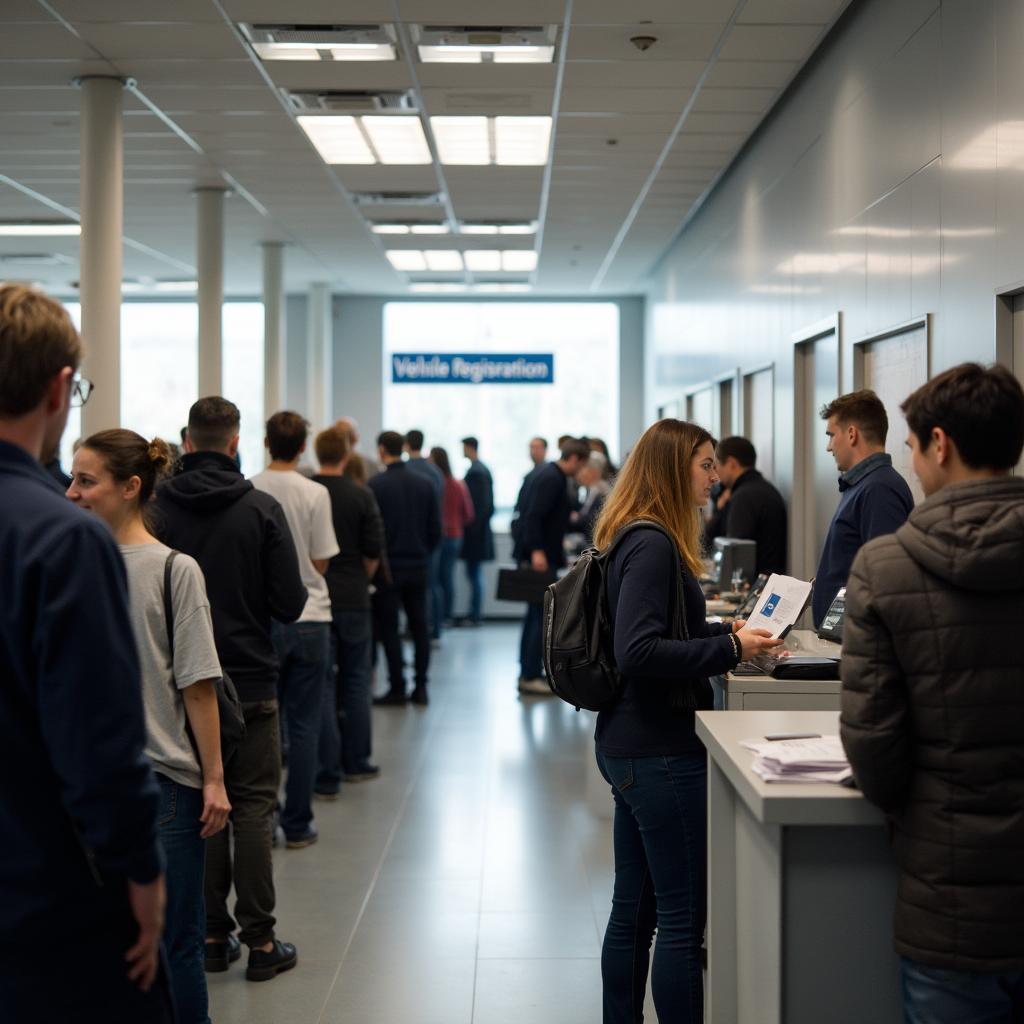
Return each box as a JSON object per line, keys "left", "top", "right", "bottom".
{"left": 71, "top": 374, "right": 94, "bottom": 408}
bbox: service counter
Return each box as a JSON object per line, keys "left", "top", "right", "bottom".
{"left": 696, "top": 710, "right": 901, "bottom": 1024}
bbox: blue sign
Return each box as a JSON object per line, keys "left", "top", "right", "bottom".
{"left": 759, "top": 594, "right": 782, "bottom": 618}
{"left": 391, "top": 353, "right": 554, "bottom": 385}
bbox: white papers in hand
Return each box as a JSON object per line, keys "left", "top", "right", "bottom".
{"left": 746, "top": 573, "right": 813, "bottom": 639}
{"left": 740, "top": 735, "right": 853, "bottom": 784}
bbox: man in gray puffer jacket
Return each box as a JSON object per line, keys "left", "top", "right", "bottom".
{"left": 840, "top": 362, "right": 1024, "bottom": 1023}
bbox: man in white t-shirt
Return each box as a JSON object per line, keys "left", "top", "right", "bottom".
{"left": 251, "top": 412, "right": 339, "bottom": 849}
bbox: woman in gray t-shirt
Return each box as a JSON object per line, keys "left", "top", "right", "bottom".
{"left": 69, "top": 429, "right": 229, "bottom": 1024}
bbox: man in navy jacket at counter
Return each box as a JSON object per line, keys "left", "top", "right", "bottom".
{"left": 0, "top": 284, "right": 172, "bottom": 1021}
{"left": 514, "top": 438, "right": 590, "bottom": 695}
{"left": 813, "top": 390, "right": 914, "bottom": 626}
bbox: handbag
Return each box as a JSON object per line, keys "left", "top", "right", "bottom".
{"left": 496, "top": 566, "right": 553, "bottom": 604}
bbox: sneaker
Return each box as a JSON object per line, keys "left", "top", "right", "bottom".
{"left": 410, "top": 687, "right": 429, "bottom": 706}
{"left": 344, "top": 765, "right": 381, "bottom": 782}
{"left": 373, "top": 691, "right": 407, "bottom": 707}
{"left": 205, "top": 933, "right": 242, "bottom": 973}
{"left": 518, "top": 677, "right": 552, "bottom": 696}
{"left": 246, "top": 939, "right": 298, "bottom": 982}
{"left": 285, "top": 825, "right": 318, "bottom": 849}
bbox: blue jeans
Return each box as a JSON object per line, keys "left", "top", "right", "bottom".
{"left": 158, "top": 774, "right": 210, "bottom": 1024}
{"left": 439, "top": 537, "right": 461, "bottom": 622}
{"left": 428, "top": 545, "right": 443, "bottom": 638}
{"left": 596, "top": 751, "right": 707, "bottom": 1024}
{"left": 319, "top": 608, "right": 374, "bottom": 790}
{"left": 463, "top": 559, "right": 484, "bottom": 622}
{"left": 902, "top": 957, "right": 1024, "bottom": 1023}
{"left": 519, "top": 600, "right": 544, "bottom": 679}
{"left": 273, "top": 621, "right": 330, "bottom": 837}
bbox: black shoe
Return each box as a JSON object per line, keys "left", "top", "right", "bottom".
{"left": 373, "top": 691, "right": 407, "bottom": 706}
{"left": 344, "top": 765, "right": 381, "bottom": 782}
{"left": 205, "top": 933, "right": 242, "bottom": 973}
{"left": 410, "top": 687, "right": 429, "bottom": 706}
{"left": 246, "top": 939, "right": 298, "bottom": 982}
{"left": 285, "top": 825, "right": 318, "bottom": 849}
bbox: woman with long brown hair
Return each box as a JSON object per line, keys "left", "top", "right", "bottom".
{"left": 592, "top": 418, "right": 781, "bottom": 1024}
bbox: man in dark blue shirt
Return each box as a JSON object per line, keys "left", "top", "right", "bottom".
{"left": 514, "top": 438, "right": 590, "bottom": 695}
{"left": 370, "top": 430, "right": 441, "bottom": 705}
{"left": 0, "top": 284, "right": 172, "bottom": 1021}
{"left": 813, "top": 389, "right": 914, "bottom": 625}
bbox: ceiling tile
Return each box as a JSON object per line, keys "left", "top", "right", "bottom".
{"left": 738, "top": 0, "right": 848, "bottom": 25}
{"left": 717, "top": 24, "right": 825, "bottom": 62}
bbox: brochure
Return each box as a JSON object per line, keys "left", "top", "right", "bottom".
{"left": 746, "top": 573, "right": 813, "bottom": 639}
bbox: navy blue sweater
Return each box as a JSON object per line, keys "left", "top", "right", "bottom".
{"left": 0, "top": 441, "right": 163, "bottom": 941}
{"left": 369, "top": 461, "right": 442, "bottom": 571}
{"left": 596, "top": 528, "right": 738, "bottom": 756}
{"left": 515, "top": 460, "right": 573, "bottom": 568}
{"left": 812, "top": 453, "right": 914, "bottom": 625}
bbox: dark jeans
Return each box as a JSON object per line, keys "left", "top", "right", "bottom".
{"left": 375, "top": 566, "right": 430, "bottom": 694}
{"left": 428, "top": 545, "right": 443, "bottom": 638}
{"left": 439, "top": 537, "right": 461, "bottom": 621}
{"left": 519, "top": 600, "right": 544, "bottom": 679}
{"left": 273, "top": 620, "right": 330, "bottom": 837}
{"left": 596, "top": 750, "right": 707, "bottom": 1024}
{"left": 902, "top": 957, "right": 1024, "bottom": 1024}
{"left": 462, "top": 558, "right": 484, "bottom": 622}
{"left": 206, "top": 698, "right": 280, "bottom": 949}
{"left": 318, "top": 608, "right": 374, "bottom": 790}
{"left": 157, "top": 774, "right": 209, "bottom": 1024}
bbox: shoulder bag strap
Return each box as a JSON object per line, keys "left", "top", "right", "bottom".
{"left": 163, "top": 549, "right": 179, "bottom": 661}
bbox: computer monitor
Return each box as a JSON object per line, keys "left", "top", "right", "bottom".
{"left": 817, "top": 586, "right": 846, "bottom": 643}
{"left": 712, "top": 537, "right": 757, "bottom": 588}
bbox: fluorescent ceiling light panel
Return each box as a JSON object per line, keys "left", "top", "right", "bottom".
{"left": 154, "top": 280, "right": 198, "bottom": 293}
{"left": 410, "top": 282, "right": 468, "bottom": 293}
{"left": 386, "top": 250, "right": 427, "bottom": 272}
{"left": 499, "top": 223, "right": 536, "bottom": 235}
{"left": 329, "top": 44, "right": 396, "bottom": 61}
{"left": 474, "top": 282, "right": 532, "bottom": 293}
{"left": 252, "top": 41, "right": 396, "bottom": 61}
{"left": 361, "top": 116, "right": 431, "bottom": 164}
{"left": 418, "top": 44, "right": 553, "bottom": 63}
{"left": 464, "top": 250, "right": 502, "bottom": 272}
{"left": 0, "top": 223, "right": 81, "bottom": 236}
{"left": 252, "top": 42, "right": 320, "bottom": 60}
{"left": 501, "top": 250, "right": 538, "bottom": 272}
{"left": 492, "top": 45, "right": 554, "bottom": 63}
{"left": 494, "top": 117, "right": 551, "bottom": 166}
{"left": 460, "top": 224, "right": 499, "bottom": 235}
{"left": 298, "top": 115, "right": 374, "bottom": 164}
{"left": 431, "top": 117, "right": 490, "bottom": 165}
{"left": 372, "top": 224, "right": 410, "bottom": 234}
{"left": 424, "top": 250, "right": 464, "bottom": 272}
{"left": 410, "top": 223, "right": 450, "bottom": 234}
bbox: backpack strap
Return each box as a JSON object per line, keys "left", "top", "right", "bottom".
{"left": 163, "top": 549, "right": 179, "bottom": 661}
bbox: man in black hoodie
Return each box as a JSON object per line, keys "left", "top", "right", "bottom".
{"left": 156, "top": 397, "right": 307, "bottom": 983}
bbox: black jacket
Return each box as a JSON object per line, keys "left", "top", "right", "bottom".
{"left": 0, "top": 441, "right": 162, "bottom": 944}
{"left": 723, "top": 468, "right": 788, "bottom": 577}
{"left": 368, "top": 461, "right": 441, "bottom": 571}
{"left": 840, "top": 477, "right": 1024, "bottom": 971}
{"left": 515, "top": 460, "right": 573, "bottom": 569}
{"left": 461, "top": 460, "right": 495, "bottom": 563}
{"left": 154, "top": 451, "right": 307, "bottom": 702}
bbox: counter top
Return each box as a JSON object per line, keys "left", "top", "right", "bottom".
{"left": 695, "top": 710, "right": 883, "bottom": 828}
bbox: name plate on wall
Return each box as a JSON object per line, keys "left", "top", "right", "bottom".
{"left": 391, "top": 353, "right": 554, "bottom": 384}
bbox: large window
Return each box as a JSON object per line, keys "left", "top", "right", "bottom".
{"left": 57, "top": 300, "right": 264, "bottom": 477}
{"left": 383, "top": 302, "right": 620, "bottom": 517}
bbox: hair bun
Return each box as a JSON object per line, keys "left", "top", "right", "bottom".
{"left": 147, "top": 437, "right": 171, "bottom": 469}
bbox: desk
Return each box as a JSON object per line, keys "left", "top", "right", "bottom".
{"left": 697, "top": 710, "right": 901, "bottom": 1024}
{"left": 715, "top": 629, "right": 842, "bottom": 711}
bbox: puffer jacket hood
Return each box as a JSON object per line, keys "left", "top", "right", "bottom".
{"left": 158, "top": 451, "right": 253, "bottom": 515}
{"left": 896, "top": 476, "right": 1024, "bottom": 592}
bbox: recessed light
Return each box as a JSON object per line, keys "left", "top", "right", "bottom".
{"left": 386, "top": 250, "right": 427, "bottom": 272}
{"left": 502, "top": 251, "right": 538, "bottom": 272}
{"left": 253, "top": 41, "right": 396, "bottom": 61}
{"left": 298, "top": 114, "right": 429, "bottom": 164}
{"left": 242, "top": 24, "right": 398, "bottom": 62}
{"left": 154, "top": 280, "right": 198, "bottom": 293}
{"left": 0, "top": 223, "right": 81, "bottom": 237}
{"left": 410, "top": 282, "right": 468, "bottom": 293}
{"left": 460, "top": 222, "right": 536, "bottom": 235}
{"left": 298, "top": 115, "right": 374, "bottom": 164}
{"left": 423, "top": 250, "right": 464, "bottom": 272}
{"left": 409, "top": 223, "right": 450, "bottom": 235}
{"left": 494, "top": 117, "right": 551, "bottom": 166}
{"left": 418, "top": 44, "right": 553, "bottom": 63}
{"left": 372, "top": 224, "right": 411, "bottom": 235}
{"left": 464, "top": 250, "right": 502, "bottom": 272}
{"left": 474, "top": 282, "right": 532, "bottom": 293}
{"left": 429, "top": 117, "right": 551, "bottom": 166}
{"left": 361, "top": 116, "right": 431, "bottom": 164}
{"left": 430, "top": 116, "right": 490, "bottom": 165}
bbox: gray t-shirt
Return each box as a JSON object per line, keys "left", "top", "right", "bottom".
{"left": 120, "top": 542, "right": 222, "bottom": 789}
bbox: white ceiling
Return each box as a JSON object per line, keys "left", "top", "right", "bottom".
{"left": 0, "top": 0, "right": 851, "bottom": 297}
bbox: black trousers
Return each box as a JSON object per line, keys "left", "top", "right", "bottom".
{"left": 374, "top": 566, "right": 431, "bottom": 693}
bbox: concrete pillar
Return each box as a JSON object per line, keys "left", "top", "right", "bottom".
{"left": 196, "top": 187, "right": 227, "bottom": 397}
{"left": 262, "top": 242, "right": 285, "bottom": 423}
{"left": 78, "top": 76, "right": 124, "bottom": 434}
{"left": 306, "top": 282, "right": 332, "bottom": 430}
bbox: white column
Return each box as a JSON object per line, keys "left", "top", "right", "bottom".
{"left": 78, "top": 76, "right": 124, "bottom": 435}
{"left": 306, "top": 282, "right": 332, "bottom": 430}
{"left": 196, "top": 187, "right": 227, "bottom": 397}
{"left": 262, "top": 242, "right": 285, "bottom": 423}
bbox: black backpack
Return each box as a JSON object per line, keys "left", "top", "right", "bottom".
{"left": 163, "top": 550, "right": 246, "bottom": 766}
{"left": 542, "top": 520, "right": 690, "bottom": 712}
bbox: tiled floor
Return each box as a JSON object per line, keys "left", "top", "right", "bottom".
{"left": 208, "top": 622, "right": 625, "bottom": 1024}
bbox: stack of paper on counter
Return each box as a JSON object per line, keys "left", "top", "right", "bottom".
{"left": 740, "top": 735, "right": 853, "bottom": 784}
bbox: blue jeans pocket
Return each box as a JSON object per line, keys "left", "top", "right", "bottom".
{"left": 598, "top": 754, "right": 635, "bottom": 792}
{"left": 157, "top": 775, "right": 177, "bottom": 826}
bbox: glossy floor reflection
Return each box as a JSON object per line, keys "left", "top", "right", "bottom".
{"left": 207, "top": 622, "right": 619, "bottom": 1024}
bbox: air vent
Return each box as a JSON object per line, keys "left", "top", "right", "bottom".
{"left": 352, "top": 191, "right": 445, "bottom": 207}
{"left": 288, "top": 90, "right": 416, "bottom": 113}
{"left": 242, "top": 23, "right": 394, "bottom": 46}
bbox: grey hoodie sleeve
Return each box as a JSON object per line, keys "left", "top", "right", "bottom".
{"left": 839, "top": 541, "right": 914, "bottom": 811}
{"left": 263, "top": 499, "right": 308, "bottom": 623}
